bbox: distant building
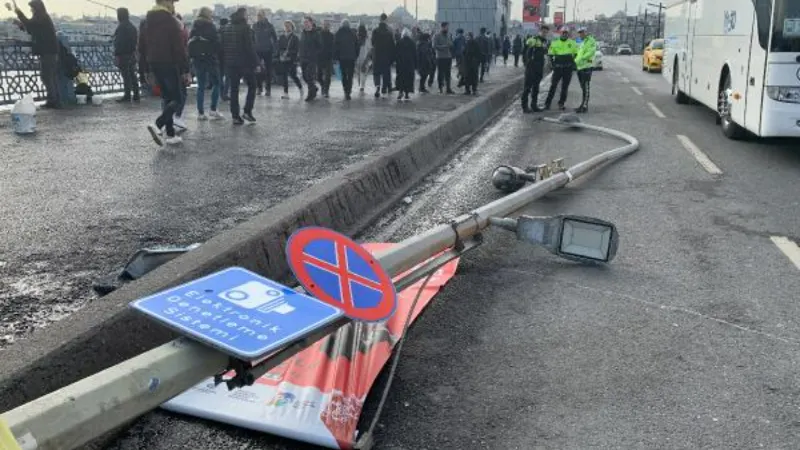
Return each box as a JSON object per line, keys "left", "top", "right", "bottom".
{"left": 57, "top": 19, "right": 116, "bottom": 43}
{"left": 436, "top": 0, "right": 510, "bottom": 35}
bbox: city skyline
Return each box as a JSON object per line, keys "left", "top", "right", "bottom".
{"left": 1, "top": 0, "right": 653, "bottom": 22}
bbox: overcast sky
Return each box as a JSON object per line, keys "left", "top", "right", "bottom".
{"left": 2, "top": 0, "right": 651, "bottom": 21}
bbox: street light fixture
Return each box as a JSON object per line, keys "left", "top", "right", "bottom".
{"left": 490, "top": 215, "right": 619, "bottom": 263}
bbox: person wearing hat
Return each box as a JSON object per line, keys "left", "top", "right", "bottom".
{"left": 7, "top": 0, "right": 60, "bottom": 108}
{"left": 521, "top": 25, "right": 549, "bottom": 113}
{"left": 544, "top": 26, "right": 578, "bottom": 111}
{"left": 574, "top": 27, "right": 596, "bottom": 113}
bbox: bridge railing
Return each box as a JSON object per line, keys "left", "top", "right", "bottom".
{"left": 0, "top": 40, "right": 124, "bottom": 105}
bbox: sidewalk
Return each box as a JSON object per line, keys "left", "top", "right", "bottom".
{"left": 0, "top": 65, "right": 522, "bottom": 347}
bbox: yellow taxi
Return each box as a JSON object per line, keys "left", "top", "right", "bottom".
{"left": 642, "top": 39, "right": 664, "bottom": 72}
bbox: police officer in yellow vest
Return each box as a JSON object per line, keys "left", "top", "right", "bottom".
{"left": 521, "top": 25, "right": 549, "bottom": 113}
{"left": 574, "top": 27, "right": 597, "bottom": 113}
{"left": 544, "top": 27, "right": 578, "bottom": 111}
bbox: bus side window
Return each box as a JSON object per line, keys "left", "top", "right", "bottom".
{"left": 752, "top": 0, "right": 772, "bottom": 50}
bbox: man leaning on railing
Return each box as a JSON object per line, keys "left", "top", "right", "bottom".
{"left": 5, "top": 0, "right": 61, "bottom": 108}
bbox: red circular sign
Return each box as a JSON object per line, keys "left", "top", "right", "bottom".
{"left": 286, "top": 227, "right": 397, "bottom": 322}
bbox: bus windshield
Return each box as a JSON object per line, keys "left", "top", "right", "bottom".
{"left": 772, "top": 0, "right": 800, "bottom": 52}
{"left": 651, "top": 40, "right": 664, "bottom": 49}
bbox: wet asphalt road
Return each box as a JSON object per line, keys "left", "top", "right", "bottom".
{"left": 106, "top": 56, "right": 800, "bottom": 449}
{"left": 0, "top": 67, "right": 518, "bottom": 347}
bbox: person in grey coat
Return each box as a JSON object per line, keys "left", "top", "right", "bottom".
{"left": 432, "top": 22, "right": 454, "bottom": 94}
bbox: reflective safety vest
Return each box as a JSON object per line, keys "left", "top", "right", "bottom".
{"left": 575, "top": 35, "right": 597, "bottom": 71}
{"left": 548, "top": 38, "right": 578, "bottom": 68}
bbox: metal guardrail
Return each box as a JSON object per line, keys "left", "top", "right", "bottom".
{"left": 0, "top": 41, "right": 124, "bottom": 105}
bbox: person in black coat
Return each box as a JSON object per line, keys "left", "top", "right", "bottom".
{"left": 394, "top": 29, "right": 416, "bottom": 100}
{"left": 370, "top": 14, "right": 395, "bottom": 97}
{"left": 189, "top": 7, "right": 221, "bottom": 118}
{"left": 113, "top": 7, "right": 139, "bottom": 102}
{"left": 462, "top": 32, "right": 481, "bottom": 96}
{"left": 299, "top": 16, "right": 322, "bottom": 101}
{"left": 512, "top": 34, "right": 523, "bottom": 67}
{"left": 333, "top": 19, "right": 359, "bottom": 100}
{"left": 277, "top": 20, "right": 303, "bottom": 99}
{"left": 416, "top": 32, "right": 433, "bottom": 94}
{"left": 10, "top": 0, "right": 60, "bottom": 107}
{"left": 220, "top": 8, "right": 258, "bottom": 124}
{"left": 317, "top": 20, "right": 335, "bottom": 97}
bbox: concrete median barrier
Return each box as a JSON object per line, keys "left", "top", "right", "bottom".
{"left": 0, "top": 74, "right": 524, "bottom": 412}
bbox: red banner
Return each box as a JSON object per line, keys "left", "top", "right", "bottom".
{"left": 164, "top": 243, "right": 460, "bottom": 449}
{"left": 523, "top": 0, "right": 542, "bottom": 24}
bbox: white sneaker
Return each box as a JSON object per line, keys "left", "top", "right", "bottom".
{"left": 198, "top": 114, "right": 208, "bottom": 121}
{"left": 147, "top": 125, "right": 164, "bottom": 146}
{"left": 209, "top": 110, "right": 224, "bottom": 120}
{"left": 165, "top": 135, "right": 183, "bottom": 145}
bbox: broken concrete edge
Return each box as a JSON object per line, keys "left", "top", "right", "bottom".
{"left": 0, "top": 75, "right": 524, "bottom": 412}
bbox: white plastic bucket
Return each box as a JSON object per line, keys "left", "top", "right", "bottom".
{"left": 11, "top": 113, "right": 36, "bottom": 135}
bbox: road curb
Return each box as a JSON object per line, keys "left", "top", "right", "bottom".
{"left": 0, "top": 75, "right": 524, "bottom": 412}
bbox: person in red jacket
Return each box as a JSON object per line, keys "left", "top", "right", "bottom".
{"left": 140, "top": 0, "right": 189, "bottom": 146}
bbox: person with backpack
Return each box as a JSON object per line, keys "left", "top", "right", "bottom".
{"left": 8, "top": 0, "right": 60, "bottom": 108}
{"left": 113, "top": 7, "right": 140, "bottom": 103}
{"left": 189, "top": 7, "right": 223, "bottom": 120}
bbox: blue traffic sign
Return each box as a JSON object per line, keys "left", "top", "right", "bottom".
{"left": 130, "top": 267, "right": 344, "bottom": 360}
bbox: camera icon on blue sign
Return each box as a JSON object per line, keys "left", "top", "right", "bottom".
{"left": 218, "top": 281, "right": 284, "bottom": 309}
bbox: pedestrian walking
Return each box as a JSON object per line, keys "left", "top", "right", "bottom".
{"left": 317, "top": 20, "right": 335, "bottom": 98}
{"left": 355, "top": 24, "right": 371, "bottom": 94}
{"left": 433, "top": 22, "right": 454, "bottom": 94}
{"left": 493, "top": 33, "right": 501, "bottom": 65}
{"left": 299, "top": 16, "right": 321, "bottom": 101}
{"left": 113, "top": 7, "right": 140, "bottom": 103}
{"left": 371, "top": 13, "right": 395, "bottom": 98}
{"left": 462, "top": 32, "right": 481, "bottom": 95}
{"left": 574, "top": 27, "right": 596, "bottom": 113}
{"left": 476, "top": 28, "right": 490, "bottom": 82}
{"left": 333, "top": 19, "right": 358, "bottom": 100}
{"left": 416, "top": 32, "right": 433, "bottom": 94}
{"left": 452, "top": 28, "right": 465, "bottom": 77}
{"left": 521, "top": 25, "right": 549, "bottom": 113}
{"left": 512, "top": 34, "right": 522, "bottom": 67}
{"left": 278, "top": 20, "right": 303, "bottom": 99}
{"left": 502, "top": 35, "right": 511, "bottom": 65}
{"left": 188, "top": 7, "right": 222, "bottom": 120}
{"left": 253, "top": 10, "right": 277, "bottom": 97}
{"left": 8, "top": 0, "right": 60, "bottom": 108}
{"left": 218, "top": 17, "right": 230, "bottom": 101}
{"left": 544, "top": 27, "right": 578, "bottom": 111}
{"left": 220, "top": 7, "right": 258, "bottom": 124}
{"left": 140, "top": 0, "right": 189, "bottom": 146}
{"left": 172, "top": 13, "right": 189, "bottom": 132}
{"left": 395, "top": 28, "right": 416, "bottom": 101}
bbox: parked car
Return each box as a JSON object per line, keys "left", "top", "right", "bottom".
{"left": 616, "top": 44, "right": 632, "bottom": 55}
{"left": 594, "top": 50, "right": 604, "bottom": 70}
{"left": 642, "top": 38, "right": 664, "bottom": 72}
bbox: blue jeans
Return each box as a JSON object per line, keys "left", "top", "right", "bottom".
{"left": 194, "top": 61, "right": 220, "bottom": 115}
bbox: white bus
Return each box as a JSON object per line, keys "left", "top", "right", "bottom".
{"left": 662, "top": 0, "right": 800, "bottom": 139}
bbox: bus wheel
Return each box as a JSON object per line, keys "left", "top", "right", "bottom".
{"left": 673, "top": 63, "right": 689, "bottom": 104}
{"left": 718, "top": 73, "right": 746, "bottom": 140}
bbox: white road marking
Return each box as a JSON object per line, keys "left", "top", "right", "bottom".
{"left": 622, "top": 77, "right": 630, "bottom": 83}
{"left": 676, "top": 134, "right": 723, "bottom": 175}
{"left": 770, "top": 236, "right": 800, "bottom": 271}
{"left": 647, "top": 102, "right": 666, "bottom": 118}
{"left": 632, "top": 86, "right": 643, "bottom": 95}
